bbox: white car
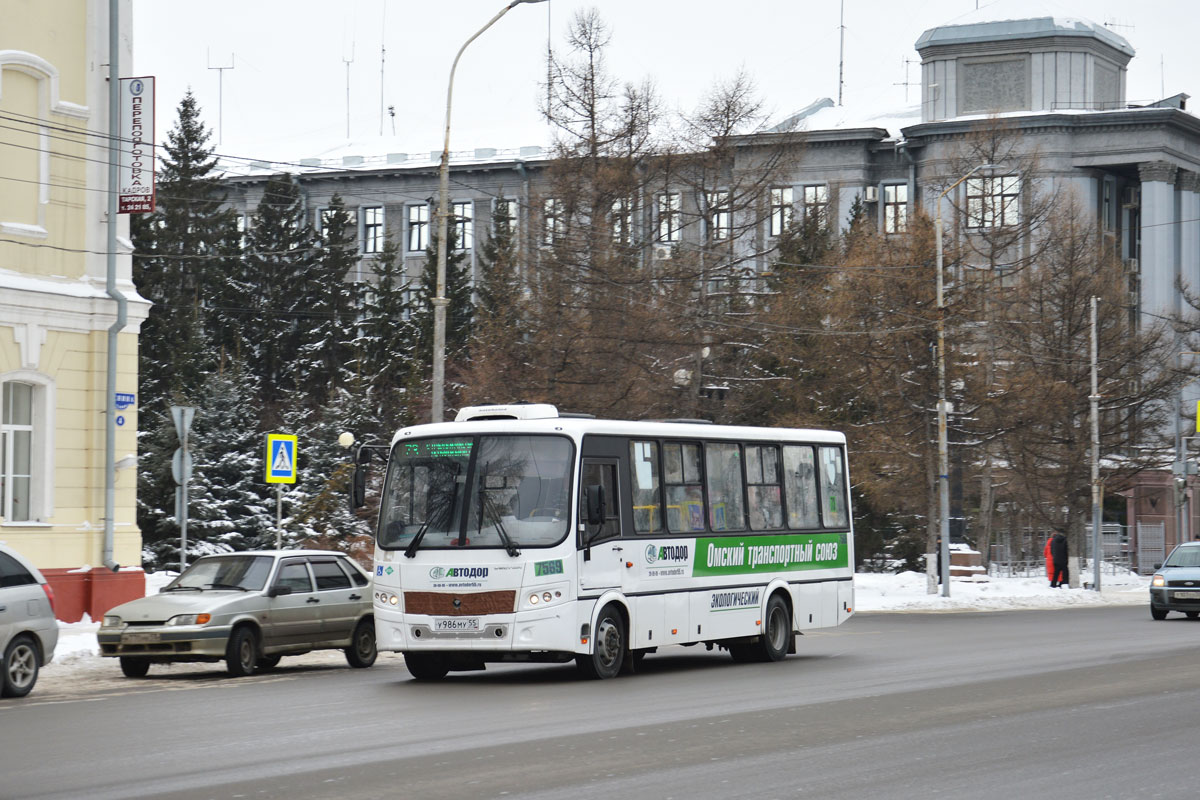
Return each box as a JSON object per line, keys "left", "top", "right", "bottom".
{"left": 0, "top": 542, "right": 58, "bottom": 698}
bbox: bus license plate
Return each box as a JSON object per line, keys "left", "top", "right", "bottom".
{"left": 122, "top": 632, "right": 161, "bottom": 644}
{"left": 434, "top": 618, "right": 479, "bottom": 632}
{"left": 1174, "top": 591, "right": 1200, "bottom": 599}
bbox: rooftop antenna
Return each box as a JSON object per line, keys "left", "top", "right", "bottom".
{"left": 894, "top": 56, "right": 919, "bottom": 103}
{"left": 207, "top": 50, "right": 235, "bottom": 145}
{"left": 343, "top": 42, "right": 355, "bottom": 140}
{"left": 837, "top": 0, "right": 845, "bottom": 106}
{"left": 388, "top": 105, "right": 396, "bottom": 136}
{"left": 379, "top": 1, "right": 387, "bottom": 136}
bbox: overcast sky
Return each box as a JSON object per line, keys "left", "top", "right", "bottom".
{"left": 131, "top": 0, "right": 1199, "bottom": 167}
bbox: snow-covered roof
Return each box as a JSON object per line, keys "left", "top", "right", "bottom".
{"left": 916, "top": 0, "right": 1134, "bottom": 57}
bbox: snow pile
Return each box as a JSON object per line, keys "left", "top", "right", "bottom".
{"left": 855, "top": 569, "right": 1148, "bottom": 613}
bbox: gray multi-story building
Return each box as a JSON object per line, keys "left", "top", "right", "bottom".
{"left": 222, "top": 9, "right": 1200, "bottom": 559}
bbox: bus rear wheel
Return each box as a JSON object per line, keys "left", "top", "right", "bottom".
{"left": 576, "top": 604, "right": 625, "bottom": 679}
{"left": 404, "top": 652, "right": 449, "bottom": 681}
{"left": 729, "top": 594, "right": 791, "bottom": 664}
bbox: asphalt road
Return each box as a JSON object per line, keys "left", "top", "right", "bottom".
{"left": 4, "top": 604, "right": 1198, "bottom": 800}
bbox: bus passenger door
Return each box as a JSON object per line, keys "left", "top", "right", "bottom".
{"left": 578, "top": 459, "right": 624, "bottom": 592}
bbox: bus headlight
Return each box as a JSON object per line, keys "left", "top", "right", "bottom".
{"left": 523, "top": 584, "right": 567, "bottom": 610}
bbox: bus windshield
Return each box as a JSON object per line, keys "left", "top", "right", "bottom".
{"left": 378, "top": 434, "right": 573, "bottom": 550}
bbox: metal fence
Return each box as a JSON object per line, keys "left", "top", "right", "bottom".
{"left": 988, "top": 523, "right": 1134, "bottom": 578}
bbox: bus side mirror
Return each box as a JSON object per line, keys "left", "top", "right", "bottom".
{"left": 586, "top": 484, "right": 606, "bottom": 527}
{"left": 351, "top": 462, "right": 367, "bottom": 510}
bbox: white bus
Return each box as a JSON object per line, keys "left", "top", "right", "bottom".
{"left": 362, "top": 403, "right": 854, "bottom": 680}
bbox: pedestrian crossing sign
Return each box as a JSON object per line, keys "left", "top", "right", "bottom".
{"left": 265, "top": 433, "right": 298, "bottom": 484}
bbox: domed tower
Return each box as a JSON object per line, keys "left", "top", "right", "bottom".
{"left": 915, "top": 8, "right": 1134, "bottom": 123}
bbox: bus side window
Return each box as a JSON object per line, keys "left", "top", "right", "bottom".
{"left": 630, "top": 440, "right": 663, "bottom": 534}
{"left": 664, "top": 443, "right": 705, "bottom": 533}
{"left": 705, "top": 443, "right": 746, "bottom": 531}
{"left": 819, "top": 446, "right": 848, "bottom": 528}
{"left": 581, "top": 461, "right": 620, "bottom": 540}
{"left": 746, "top": 445, "right": 784, "bottom": 530}
{"left": 783, "top": 445, "right": 820, "bottom": 529}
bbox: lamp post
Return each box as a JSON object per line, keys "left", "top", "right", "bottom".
{"left": 431, "top": 0, "right": 547, "bottom": 423}
{"left": 934, "top": 163, "right": 995, "bottom": 597}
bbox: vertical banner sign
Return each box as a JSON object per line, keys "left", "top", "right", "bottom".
{"left": 118, "top": 76, "right": 155, "bottom": 213}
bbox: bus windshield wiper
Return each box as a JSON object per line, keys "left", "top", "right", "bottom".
{"left": 403, "top": 517, "right": 434, "bottom": 559}
{"left": 478, "top": 491, "right": 520, "bottom": 557}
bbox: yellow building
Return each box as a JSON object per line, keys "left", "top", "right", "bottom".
{"left": 0, "top": 0, "right": 149, "bottom": 619}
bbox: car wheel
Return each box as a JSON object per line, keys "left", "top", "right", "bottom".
{"left": 575, "top": 604, "right": 625, "bottom": 679}
{"left": 225, "top": 627, "right": 259, "bottom": 677}
{"left": 256, "top": 655, "right": 282, "bottom": 670}
{"left": 1151, "top": 605, "right": 1169, "bottom": 621}
{"left": 119, "top": 657, "right": 151, "bottom": 678}
{"left": 345, "top": 619, "right": 378, "bottom": 668}
{"left": 404, "top": 652, "right": 449, "bottom": 681}
{"left": 2, "top": 634, "right": 39, "bottom": 698}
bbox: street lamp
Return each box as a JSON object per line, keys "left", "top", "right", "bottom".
{"left": 934, "top": 163, "right": 996, "bottom": 597}
{"left": 431, "top": 0, "right": 547, "bottom": 423}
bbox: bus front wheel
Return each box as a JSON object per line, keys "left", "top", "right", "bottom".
{"left": 404, "top": 652, "right": 450, "bottom": 681}
{"left": 576, "top": 604, "right": 626, "bottom": 679}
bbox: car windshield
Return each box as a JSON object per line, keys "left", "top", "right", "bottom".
{"left": 166, "top": 555, "right": 274, "bottom": 591}
{"left": 1163, "top": 547, "right": 1200, "bottom": 568}
{"left": 378, "top": 434, "right": 573, "bottom": 550}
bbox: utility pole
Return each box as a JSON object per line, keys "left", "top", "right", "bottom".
{"left": 1090, "top": 296, "right": 1102, "bottom": 592}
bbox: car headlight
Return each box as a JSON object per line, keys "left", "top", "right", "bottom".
{"left": 102, "top": 615, "right": 122, "bottom": 627}
{"left": 1152, "top": 574, "right": 1165, "bottom": 587}
{"left": 165, "top": 613, "right": 212, "bottom": 626}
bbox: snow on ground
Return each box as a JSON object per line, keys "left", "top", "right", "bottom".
{"left": 44, "top": 568, "right": 1150, "bottom": 677}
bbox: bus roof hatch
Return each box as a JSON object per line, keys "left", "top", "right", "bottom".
{"left": 455, "top": 403, "right": 560, "bottom": 422}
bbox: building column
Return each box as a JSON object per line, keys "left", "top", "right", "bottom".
{"left": 1138, "top": 160, "right": 1178, "bottom": 324}
{"left": 1180, "top": 171, "right": 1200, "bottom": 307}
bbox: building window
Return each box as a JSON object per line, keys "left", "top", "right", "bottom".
{"left": 1, "top": 381, "right": 34, "bottom": 522}
{"left": 883, "top": 184, "right": 908, "bottom": 233}
{"left": 452, "top": 201, "right": 473, "bottom": 250}
{"left": 769, "top": 187, "right": 793, "bottom": 237}
{"left": 611, "top": 198, "right": 633, "bottom": 245}
{"left": 542, "top": 198, "right": 564, "bottom": 246}
{"left": 493, "top": 198, "right": 518, "bottom": 237}
{"left": 657, "top": 193, "right": 681, "bottom": 243}
{"left": 802, "top": 185, "right": 829, "bottom": 228}
{"left": 408, "top": 204, "right": 429, "bottom": 252}
{"left": 361, "top": 207, "right": 384, "bottom": 254}
{"left": 966, "top": 176, "right": 1020, "bottom": 228}
{"left": 317, "top": 208, "right": 336, "bottom": 239}
{"left": 707, "top": 190, "right": 731, "bottom": 240}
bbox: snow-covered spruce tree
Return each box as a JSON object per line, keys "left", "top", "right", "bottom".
{"left": 461, "top": 198, "right": 528, "bottom": 405}
{"left": 295, "top": 195, "right": 364, "bottom": 397}
{"left": 235, "top": 173, "right": 318, "bottom": 414}
{"left": 410, "top": 225, "right": 473, "bottom": 406}
{"left": 275, "top": 382, "right": 374, "bottom": 555}
{"left": 359, "top": 238, "right": 419, "bottom": 429}
{"left": 131, "top": 90, "right": 240, "bottom": 558}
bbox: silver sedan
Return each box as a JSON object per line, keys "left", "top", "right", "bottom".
{"left": 98, "top": 550, "right": 376, "bottom": 677}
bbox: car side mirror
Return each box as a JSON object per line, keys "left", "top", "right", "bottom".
{"left": 1154, "top": 563, "right": 1163, "bottom": 571}
{"left": 585, "top": 484, "right": 606, "bottom": 527}
{"left": 268, "top": 585, "right": 293, "bottom": 598}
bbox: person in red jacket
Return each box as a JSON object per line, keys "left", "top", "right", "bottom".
{"left": 1044, "top": 535, "right": 1054, "bottom": 586}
